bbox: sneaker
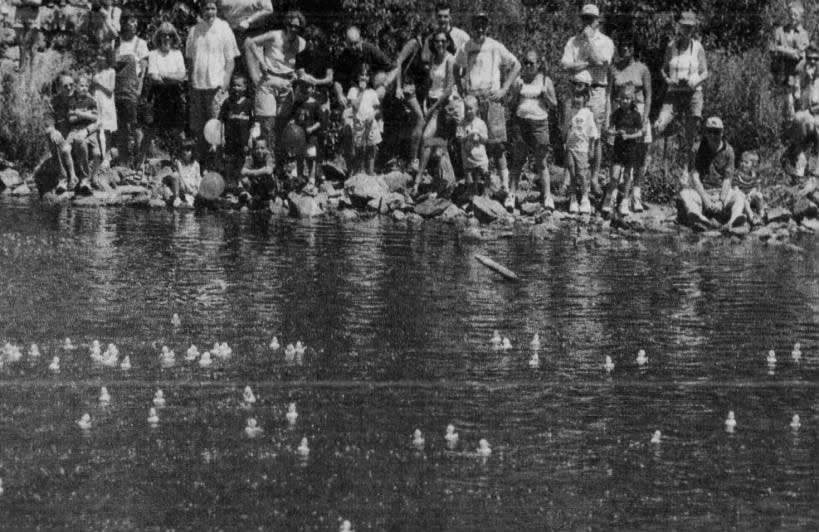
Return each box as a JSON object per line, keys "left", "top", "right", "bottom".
{"left": 238, "top": 190, "right": 252, "bottom": 203}
{"left": 55, "top": 179, "right": 68, "bottom": 195}
{"left": 172, "top": 196, "right": 182, "bottom": 208}
{"left": 631, "top": 187, "right": 644, "bottom": 212}
{"left": 601, "top": 189, "right": 618, "bottom": 214}
{"left": 568, "top": 197, "right": 579, "bottom": 214}
{"left": 542, "top": 196, "right": 555, "bottom": 211}
{"left": 618, "top": 200, "right": 631, "bottom": 216}
{"left": 77, "top": 179, "right": 93, "bottom": 196}
{"left": 504, "top": 194, "right": 515, "bottom": 211}
{"left": 579, "top": 196, "right": 592, "bottom": 214}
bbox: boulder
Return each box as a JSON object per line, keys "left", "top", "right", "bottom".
{"left": 321, "top": 161, "right": 347, "bottom": 182}
{"left": 367, "top": 196, "right": 389, "bottom": 214}
{"left": 520, "top": 202, "right": 542, "bottom": 216}
{"left": 10, "top": 183, "right": 31, "bottom": 196}
{"left": 440, "top": 204, "right": 466, "bottom": 221}
{"left": 406, "top": 212, "right": 424, "bottom": 224}
{"left": 319, "top": 181, "right": 341, "bottom": 197}
{"left": 792, "top": 197, "right": 818, "bottom": 220}
{"left": 765, "top": 207, "right": 791, "bottom": 224}
{"left": 382, "top": 171, "right": 413, "bottom": 193}
{"left": 471, "top": 195, "right": 512, "bottom": 224}
{"left": 344, "top": 173, "right": 389, "bottom": 207}
{"left": 0, "top": 168, "right": 22, "bottom": 190}
{"left": 33, "top": 157, "right": 60, "bottom": 196}
{"left": 802, "top": 218, "right": 819, "bottom": 232}
{"left": 391, "top": 209, "right": 406, "bottom": 221}
{"left": 288, "top": 192, "right": 324, "bottom": 217}
{"left": 269, "top": 197, "right": 290, "bottom": 216}
{"left": 414, "top": 196, "right": 453, "bottom": 218}
{"left": 338, "top": 209, "right": 360, "bottom": 221}
{"left": 384, "top": 192, "right": 406, "bottom": 211}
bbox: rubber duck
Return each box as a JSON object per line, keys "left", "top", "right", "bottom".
{"left": 62, "top": 338, "right": 75, "bottom": 350}
{"left": 445, "top": 424, "right": 459, "bottom": 445}
{"left": 297, "top": 437, "right": 310, "bottom": 456}
{"left": 77, "top": 413, "right": 92, "bottom": 430}
{"left": 171, "top": 313, "right": 181, "bottom": 327}
{"left": 269, "top": 337, "right": 280, "bottom": 350}
{"left": 48, "top": 356, "right": 60, "bottom": 372}
{"left": 219, "top": 342, "right": 232, "bottom": 359}
{"left": 284, "top": 344, "right": 296, "bottom": 359}
{"left": 286, "top": 402, "right": 298, "bottom": 424}
{"left": 211, "top": 342, "right": 221, "bottom": 357}
{"left": 636, "top": 349, "right": 648, "bottom": 366}
{"left": 477, "top": 439, "right": 492, "bottom": 457}
{"left": 99, "top": 386, "right": 111, "bottom": 404}
{"left": 3, "top": 342, "right": 21, "bottom": 362}
{"left": 100, "top": 344, "right": 119, "bottom": 367}
{"left": 501, "top": 337, "right": 512, "bottom": 350}
{"left": 339, "top": 520, "right": 353, "bottom": 532}
{"left": 147, "top": 407, "right": 159, "bottom": 425}
{"left": 651, "top": 430, "right": 662, "bottom": 444}
{"left": 153, "top": 389, "right": 166, "bottom": 408}
{"left": 245, "top": 418, "right": 263, "bottom": 438}
{"left": 412, "top": 429, "right": 425, "bottom": 448}
{"left": 185, "top": 345, "right": 199, "bottom": 362}
{"left": 725, "top": 411, "right": 737, "bottom": 431}
{"left": 28, "top": 343, "right": 41, "bottom": 359}
{"left": 528, "top": 353, "right": 540, "bottom": 368}
{"left": 89, "top": 340, "right": 101, "bottom": 358}
{"left": 243, "top": 385, "right": 256, "bottom": 405}
{"left": 767, "top": 350, "right": 777, "bottom": 365}
{"left": 199, "top": 351, "right": 212, "bottom": 367}
{"left": 490, "top": 330, "right": 502, "bottom": 348}
{"left": 790, "top": 414, "right": 801, "bottom": 430}
{"left": 792, "top": 343, "right": 802, "bottom": 362}
{"left": 120, "top": 355, "right": 131, "bottom": 371}
{"left": 159, "top": 346, "right": 175, "bottom": 367}
{"left": 529, "top": 333, "right": 541, "bottom": 350}
{"left": 604, "top": 356, "right": 615, "bottom": 373}
{"left": 295, "top": 341, "right": 306, "bottom": 356}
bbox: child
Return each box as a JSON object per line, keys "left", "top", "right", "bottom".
{"left": 562, "top": 71, "right": 599, "bottom": 214}
{"left": 293, "top": 79, "right": 323, "bottom": 188}
{"left": 459, "top": 94, "right": 489, "bottom": 195}
{"left": 64, "top": 73, "right": 101, "bottom": 195}
{"left": 164, "top": 139, "right": 201, "bottom": 207}
{"left": 604, "top": 83, "right": 644, "bottom": 216}
{"left": 346, "top": 64, "right": 383, "bottom": 175}
{"left": 114, "top": 13, "right": 148, "bottom": 165}
{"left": 219, "top": 73, "right": 254, "bottom": 166}
{"left": 239, "top": 137, "right": 276, "bottom": 207}
{"left": 736, "top": 150, "right": 764, "bottom": 225}
{"left": 92, "top": 49, "right": 116, "bottom": 165}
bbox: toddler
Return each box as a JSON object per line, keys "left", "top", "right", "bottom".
{"left": 562, "top": 71, "right": 599, "bottom": 214}
{"left": 164, "top": 139, "right": 202, "bottom": 207}
{"left": 604, "top": 83, "right": 644, "bottom": 216}
{"left": 459, "top": 94, "right": 489, "bottom": 195}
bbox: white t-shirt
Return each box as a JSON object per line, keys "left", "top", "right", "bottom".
{"left": 460, "top": 116, "right": 488, "bottom": 171}
{"left": 117, "top": 36, "right": 149, "bottom": 76}
{"left": 257, "top": 30, "right": 305, "bottom": 75}
{"left": 148, "top": 49, "right": 186, "bottom": 79}
{"left": 515, "top": 74, "right": 550, "bottom": 121}
{"left": 93, "top": 68, "right": 117, "bottom": 132}
{"left": 185, "top": 18, "right": 240, "bottom": 90}
{"left": 565, "top": 105, "right": 599, "bottom": 155}
{"left": 428, "top": 52, "right": 455, "bottom": 101}
{"left": 219, "top": 0, "right": 272, "bottom": 29}
{"left": 561, "top": 31, "right": 614, "bottom": 86}
{"left": 455, "top": 37, "right": 519, "bottom": 93}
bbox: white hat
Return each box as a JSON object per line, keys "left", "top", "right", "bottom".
{"left": 705, "top": 116, "right": 724, "bottom": 130}
{"left": 572, "top": 70, "right": 592, "bottom": 85}
{"left": 581, "top": 4, "right": 600, "bottom": 17}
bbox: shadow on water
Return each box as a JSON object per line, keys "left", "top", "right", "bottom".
{"left": 1, "top": 198, "right": 819, "bottom": 529}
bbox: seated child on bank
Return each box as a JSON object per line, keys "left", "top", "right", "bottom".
{"left": 238, "top": 137, "right": 276, "bottom": 205}
{"left": 219, "top": 73, "right": 254, "bottom": 168}
{"left": 604, "top": 82, "right": 644, "bottom": 216}
{"left": 459, "top": 94, "right": 489, "bottom": 194}
{"left": 736, "top": 150, "right": 764, "bottom": 225}
{"left": 163, "top": 139, "right": 201, "bottom": 207}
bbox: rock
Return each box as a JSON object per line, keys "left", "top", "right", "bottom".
{"left": 406, "top": 213, "right": 424, "bottom": 224}
{"left": 0, "top": 168, "right": 22, "bottom": 190}
{"left": 367, "top": 196, "right": 389, "bottom": 214}
{"left": 148, "top": 198, "right": 167, "bottom": 208}
{"left": 462, "top": 227, "right": 486, "bottom": 240}
{"left": 384, "top": 192, "right": 406, "bottom": 211}
{"left": 33, "top": 157, "right": 60, "bottom": 196}
{"left": 792, "top": 197, "right": 818, "bottom": 220}
{"left": 338, "top": 209, "right": 360, "bottom": 221}
{"left": 801, "top": 218, "right": 819, "bottom": 232}
{"left": 382, "top": 171, "right": 413, "bottom": 193}
{"left": 520, "top": 202, "right": 542, "bottom": 216}
{"left": 516, "top": 189, "right": 540, "bottom": 205}
{"left": 765, "top": 207, "right": 791, "bottom": 224}
{"left": 414, "top": 196, "right": 453, "bottom": 218}
{"left": 321, "top": 161, "right": 347, "bottom": 182}
{"left": 344, "top": 173, "right": 389, "bottom": 207}
{"left": 391, "top": 209, "right": 406, "bottom": 221}
{"left": 288, "top": 192, "right": 324, "bottom": 217}
{"left": 471, "top": 195, "right": 512, "bottom": 224}
{"left": 319, "top": 181, "right": 341, "bottom": 197}
{"left": 10, "top": 183, "right": 31, "bottom": 195}
{"left": 440, "top": 204, "right": 466, "bottom": 221}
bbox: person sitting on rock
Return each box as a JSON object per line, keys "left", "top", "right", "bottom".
{"left": 736, "top": 150, "right": 765, "bottom": 225}
{"left": 676, "top": 116, "right": 747, "bottom": 229}
{"left": 163, "top": 139, "right": 201, "bottom": 208}
{"left": 238, "top": 136, "right": 276, "bottom": 207}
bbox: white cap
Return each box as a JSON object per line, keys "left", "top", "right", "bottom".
{"left": 581, "top": 4, "right": 600, "bottom": 17}
{"left": 572, "top": 70, "right": 592, "bottom": 85}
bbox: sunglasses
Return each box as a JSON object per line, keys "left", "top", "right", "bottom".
{"left": 705, "top": 129, "right": 722, "bottom": 134}
{"left": 433, "top": 39, "right": 447, "bottom": 44}
{"left": 524, "top": 60, "right": 536, "bottom": 66}
{"left": 808, "top": 56, "right": 819, "bottom": 61}
{"left": 289, "top": 24, "right": 302, "bottom": 31}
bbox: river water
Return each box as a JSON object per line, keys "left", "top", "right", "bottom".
{"left": 1, "top": 198, "right": 818, "bottom": 530}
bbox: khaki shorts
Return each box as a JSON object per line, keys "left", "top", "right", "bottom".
{"left": 588, "top": 86, "right": 609, "bottom": 129}
{"left": 655, "top": 90, "right": 704, "bottom": 134}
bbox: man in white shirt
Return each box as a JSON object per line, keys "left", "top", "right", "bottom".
{"left": 185, "top": 0, "right": 239, "bottom": 157}
{"left": 455, "top": 11, "right": 520, "bottom": 207}
{"left": 561, "top": 3, "right": 614, "bottom": 196}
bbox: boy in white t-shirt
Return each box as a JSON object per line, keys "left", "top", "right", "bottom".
{"left": 562, "top": 71, "right": 599, "bottom": 214}
{"left": 459, "top": 94, "right": 489, "bottom": 194}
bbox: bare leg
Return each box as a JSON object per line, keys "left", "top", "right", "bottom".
{"left": 406, "top": 95, "right": 424, "bottom": 167}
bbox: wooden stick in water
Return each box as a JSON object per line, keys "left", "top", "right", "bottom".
{"left": 474, "top": 254, "right": 519, "bottom": 281}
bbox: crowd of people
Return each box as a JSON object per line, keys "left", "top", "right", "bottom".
{"left": 7, "top": 0, "right": 816, "bottom": 226}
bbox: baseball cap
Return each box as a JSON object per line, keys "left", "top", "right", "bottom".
{"left": 473, "top": 11, "right": 489, "bottom": 21}
{"left": 704, "top": 116, "right": 724, "bottom": 130}
{"left": 572, "top": 70, "right": 592, "bottom": 85}
{"left": 679, "top": 11, "right": 697, "bottom": 26}
{"left": 581, "top": 4, "right": 600, "bottom": 17}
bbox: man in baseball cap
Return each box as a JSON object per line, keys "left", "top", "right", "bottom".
{"left": 561, "top": 4, "right": 614, "bottom": 197}
{"left": 677, "top": 116, "right": 748, "bottom": 230}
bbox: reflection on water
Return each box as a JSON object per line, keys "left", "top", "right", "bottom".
{"left": 1, "top": 199, "right": 819, "bottom": 530}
